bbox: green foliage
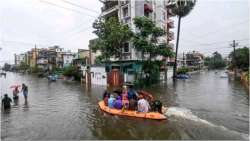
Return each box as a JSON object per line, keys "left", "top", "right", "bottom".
{"left": 139, "top": 61, "right": 162, "bottom": 86}
{"left": 62, "top": 66, "right": 81, "bottom": 81}
{"left": 204, "top": 52, "right": 226, "bottom": 69}
{"left": 94, "top": 55, "right": 104, "bottom": 65}
{"left": 177, "top": 67, "right": 189, "bottom": 74}
{"left": 167, "top": 0, "right": 196, "bottom": 17}
{"left": 132, "top": 16, "right": 173, "bottom": 59}
{"left": 17, "top": 62, "right": 29, "bottom": 70}
{"left": 30, "top": 67, "right": 43, "bottom": 73}
{"left": 132, "top": 17, "right": 173, "bottom": 85}
{"left": 229, "top": 47, "right": 249, "bottom": 71}
{"left": 91, "top": 17, "right": 133, "bottom": 62}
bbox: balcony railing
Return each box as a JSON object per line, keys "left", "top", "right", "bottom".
{"left": 167, "top": 9, "right": 175, "bottom": 17}
{"left": 167, "top": 19, "right": 174, "bottom": 28}
{"left": 167, "top": 31, "right": 174, "bottom": 41}
{"left": 101, "top": 1, "right": 118, "bottom": 12}
{"left": 144, "top": 3, "right": 153, "bottom": 13}
{"left": 120, "top": 0, "right": 129, "bottom": 6}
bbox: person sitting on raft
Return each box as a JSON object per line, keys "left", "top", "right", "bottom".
{"left": 108, "top": 95, "right": 116, "bottom": 108}
{"left": 121, "top": 86, "right": 129, "bottom": 110}
{"left": 150, "top": 100, "right": 163, "bottom": 113}
{"left": 127, "top": 85, "right": 138, "bottom": 100}
{"left": 13, "top": 86, "right": 19, "bottom": 100}
{"left": 102, "top": 90, "right": 110, "bottom": 106}
{"left": 129, "top": 98, "right": 137, "bottom": 110}
{"left": 113, "top": 95, "right": 123, "bottom": 109}
{"left": 137, "top": 95, "right": 150, "bottom": 113}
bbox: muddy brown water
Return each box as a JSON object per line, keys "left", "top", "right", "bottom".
{"left": 1, "top": 70, "right": 249, "bottom": 140}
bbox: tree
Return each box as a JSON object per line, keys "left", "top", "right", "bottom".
{"left": 91, "top": 17, "right": 133, "bottom": 62}
{"left": 62, "top": 66, "right": 81, "bottom": 81}
{"left": 167, "top": 0, "right": 196, "bottom": 79}
{"left": 204, "top": 51, "right": 226, "bottom": 69}
{"left": 18, "top": 62, "right": 29, "bottom": 70}
{"left": 3, "top": 63, "right": 11, "bottom": 71}
{"left": 177, "top": 66, "right": 189, "bottom": 74}
{"left": 132, "top": 16, "right": 173, "bottom": 84}
{"left": 133, "top": 16, "right": 173, "bottom": 60}
{"left": 229, "top": 47, "right": 249, "bottom": 71}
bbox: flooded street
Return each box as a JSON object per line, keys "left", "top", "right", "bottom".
{"left": 1, "top": 70, "right": 249, "bottom": 140}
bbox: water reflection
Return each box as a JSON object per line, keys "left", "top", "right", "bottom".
{"left": 13, "top": 99, "right": 19, "bottom": 106}
{"left": 1, "top": 71, "right": 249, "bottom": 140}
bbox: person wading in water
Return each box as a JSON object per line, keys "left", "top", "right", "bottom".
{"left": 2, "top": 94, "right": 12, "bottom": 110}
{"left": 21, "top": 83, "right": 28, "bottom": 102}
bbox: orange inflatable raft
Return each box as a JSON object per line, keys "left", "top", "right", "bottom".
{"left": 98, "top": 101, "right": 167, "bottom": 120}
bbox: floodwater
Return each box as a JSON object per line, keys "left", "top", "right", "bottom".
{"left": 1, "top": 70, "right": 249, "bottom": 140}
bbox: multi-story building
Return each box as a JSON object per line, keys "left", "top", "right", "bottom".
{"left": 24, "top": 51, "right": 32, "bottom": 66}
{"left": 62, "top": 51, "right": 74, "bottom": 68}
{"left": 185, "top": 51, "right": 204, "bottom": 69}
{"left": 29, "top": 48, "right": 39, "bottom": 68}
{"left": 73, "top": 49, "right": 90, "bottom": 67}
{"left": 100, "top": 0, "right": 174, "bottom": 61}
{"left": 176, "top": 51, "right": 204, "bottom": 70}
{"left": 49, "top": 46, "right": 64, "bottom": 69}
{"left": 14, "top": 53, "right": 26, "bottom": 66}
{"left": 37, "top": 48, "right": 49, "bottom": 71}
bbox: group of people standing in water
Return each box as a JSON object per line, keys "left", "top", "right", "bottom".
{"left": 103, "top": 85, "right": 163, "bottom": 113}
{"left": 2, "top": 83, "right": 28, "bottom": 110}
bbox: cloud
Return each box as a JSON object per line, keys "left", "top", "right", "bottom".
{"left": 0, "top": 0, "right": 101, "bottom": 65}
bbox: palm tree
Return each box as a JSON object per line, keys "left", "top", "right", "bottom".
{"left": 168, "top": 0, "right": 196, "bottom": 79}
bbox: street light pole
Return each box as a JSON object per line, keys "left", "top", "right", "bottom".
{"left": 173, "top": 15, "right": 181, "bottom": 80}
{"left": 230, "top": 40, "right": 238, "bottom": 77}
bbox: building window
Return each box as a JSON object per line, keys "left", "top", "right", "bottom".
{"left": 123, "top": 43, "right": 129, "bottom": 53}
{"left": 122, "top": 6, "right": 129, "bottom": 18}
{"left": 124, "top": 18, "right": 130, "bottom": 24}
{"left": 121, "top": 0, "right": 129, "bottom": 5}
{"left": 163, "top": 11, "right": 166, "bottom": 20}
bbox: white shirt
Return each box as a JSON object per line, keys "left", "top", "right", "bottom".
{"left": 137, "top": 99, "right": 150, "bottom": 113}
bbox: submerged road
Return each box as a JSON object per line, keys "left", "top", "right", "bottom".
{"left": 1, "top": 70, "right": 249, "bottom": 140}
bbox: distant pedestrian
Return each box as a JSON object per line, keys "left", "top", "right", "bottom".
{"left": 21, "top": 83, "right": 28, "bottom": 101}
{"left": 2, "top": 94, "right": 12, "bottom": 110}
{"left": 13, "top": 86, "right": 19, "bottom": 100}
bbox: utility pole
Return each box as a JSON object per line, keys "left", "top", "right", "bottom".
{"left": 35, "top": 44, "right": 37, "bottom": 69}
{"left": 230, "top": 40, "right": 238, "bottom": 77}
{"left": 173, "top": 16, "right": 181, "bottom": 80}
{"left": 182, "top": 52, "right": 185, "bottom": 67}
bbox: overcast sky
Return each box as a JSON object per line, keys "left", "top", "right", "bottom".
{"left": 0, "top": 0, "right": 249, "bottom": 65}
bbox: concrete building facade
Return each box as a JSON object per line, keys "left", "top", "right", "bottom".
{"left": 100, "top": 0, "right": 174, "bottom": 61}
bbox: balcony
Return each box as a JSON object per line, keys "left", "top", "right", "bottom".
{"left": 167, "top": 31, "right": 174, "bottom": 41}
{"left": 37, "top": 59, "right": 48, "bottom": 65}
{"left": 101, "top": 1, "right": 118, "bottom": 12}
{"left": 167, "top": 19, "right": 174, "bottom": 28}
{"left": 144, "top": 3, "right": 153, "bottom": 13}
{"left": 167, "top": 9, "right": 175, "bottom": 17}
{"left": 166, "top": 0, "right": 176, "bottom": 8}
{"left": 120, "top": 0, "right": 129, "bottom": 6}
{"left": 168, "top": 43, "right": 175, "bottom": 48}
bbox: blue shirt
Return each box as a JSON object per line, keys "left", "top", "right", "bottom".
{"left": 108, "top": 97, "right": 116, "bottom": 108}
{"left": 128, "top": 89, "right": 137, "bottom": 100}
